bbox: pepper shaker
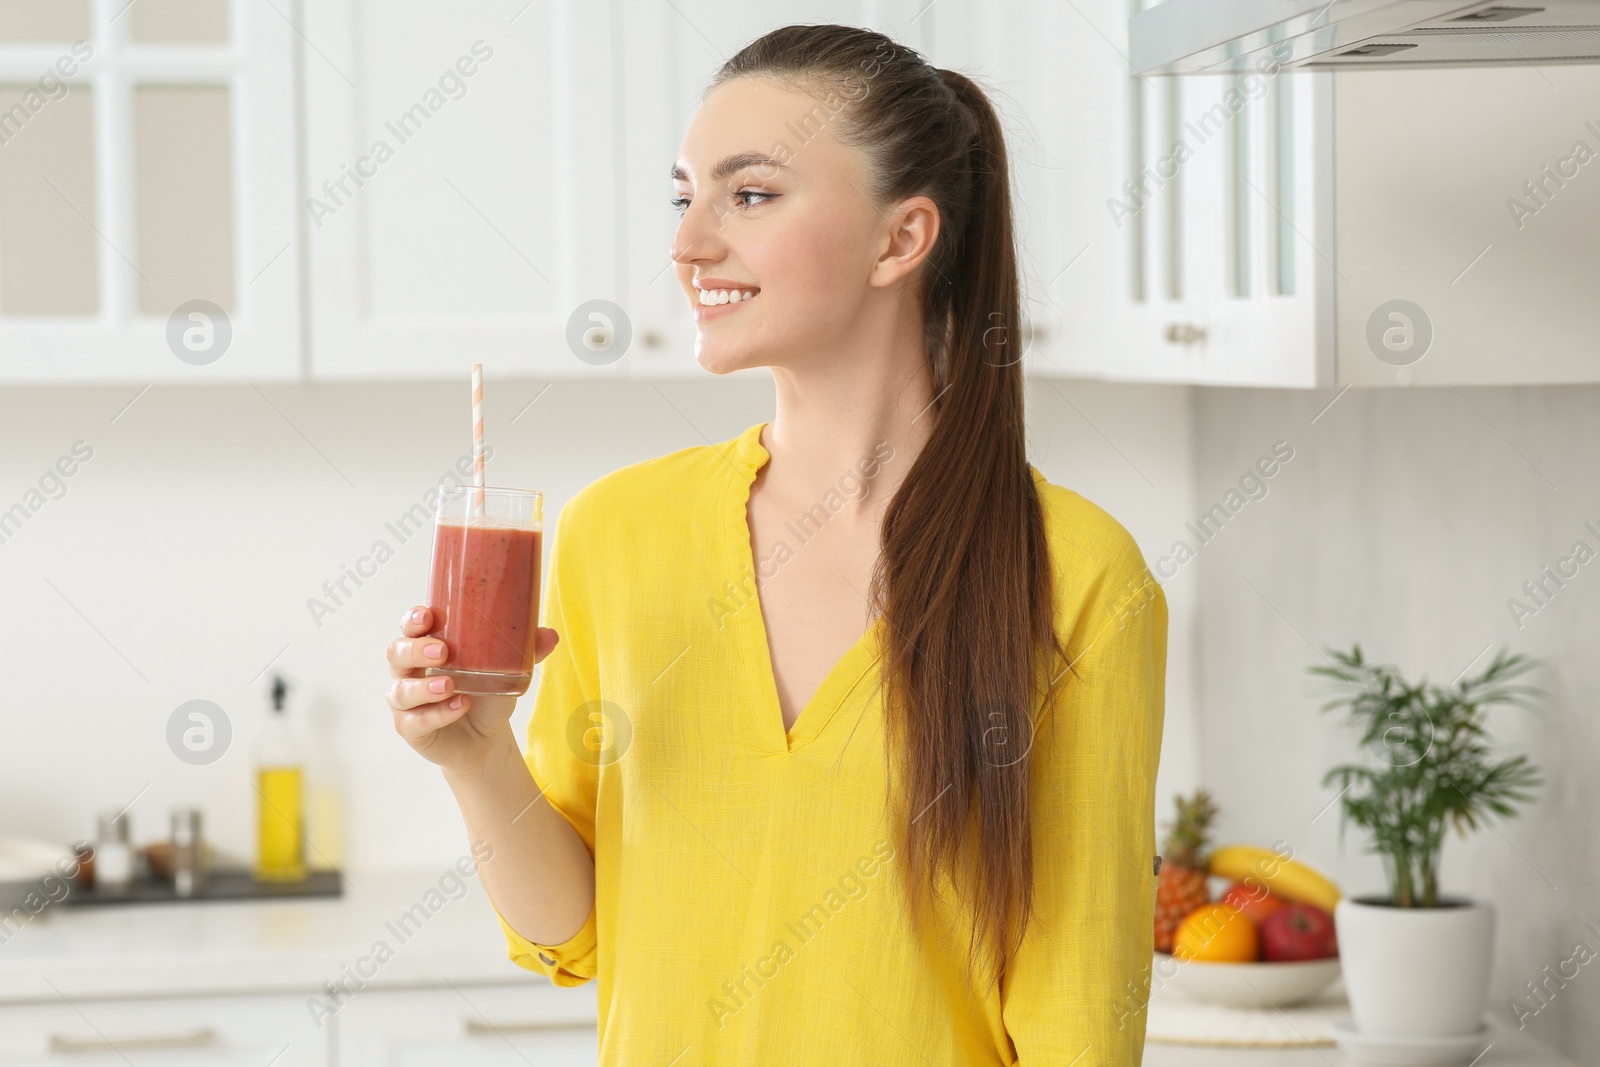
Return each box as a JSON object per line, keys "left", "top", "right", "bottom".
{"left": 171, "top": 808, "right": 206, "bottom": 897}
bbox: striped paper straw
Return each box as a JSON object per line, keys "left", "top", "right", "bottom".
{"left": 471, "top": 362, "right": 485, "bottom": 518}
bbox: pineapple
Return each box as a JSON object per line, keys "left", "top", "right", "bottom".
{"left": 1154, "top": 789, "right": 1219, "bottom": 953}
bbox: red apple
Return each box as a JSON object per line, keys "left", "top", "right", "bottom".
{"left": 1221, "top": 879, "right": 1289, "bottom": 926}
{"left": 1260, "top": 903, "right": 1338, "bottom": 962}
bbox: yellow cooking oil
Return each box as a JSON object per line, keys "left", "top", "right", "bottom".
{"left": 255, "top": 674, "right": 307, "bottom": 883}
{"left": 255, "top": 765, "right": 306, "bottom": 882}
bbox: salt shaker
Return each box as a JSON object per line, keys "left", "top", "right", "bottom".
{"left": 94, "top": 810, "right": 134, "bottom": 896}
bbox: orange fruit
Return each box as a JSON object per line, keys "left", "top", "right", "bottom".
{"left": 1172, "top": 903, "right": 1259, "bottom": 962}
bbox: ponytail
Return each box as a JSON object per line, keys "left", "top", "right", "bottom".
{"left": 713, "top": 27, "right": 1065, "bottom": 994}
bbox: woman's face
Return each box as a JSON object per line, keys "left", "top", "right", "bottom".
{"left": 670, "top": 77, "right": 919, "bottom": 375}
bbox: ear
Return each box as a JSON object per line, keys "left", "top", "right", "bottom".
{"left": 869, "top": 194, "right": 940, "bottom": 290}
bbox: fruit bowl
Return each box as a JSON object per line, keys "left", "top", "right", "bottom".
{"left": 1154, "top": 952, "right": 1341, "bottom": 1010}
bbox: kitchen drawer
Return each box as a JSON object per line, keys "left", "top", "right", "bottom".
{"left": 0, "top": 994, "right": 326, "bottom": 1066}
{"left": 334, "top": 981, "right": 598, "bottom": 1067}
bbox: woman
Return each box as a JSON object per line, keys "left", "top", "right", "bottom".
{"left": 387, "top": 23, "right": 1167, "bottom": 1065}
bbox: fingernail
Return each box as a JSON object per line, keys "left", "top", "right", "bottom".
{"left": 426, "top": 642, "right": 445, "bottom": 658}
{"left": 429, "top": 677, "right": 449, "bottom": 693}
{"left": 449, "top": 695, "right": 465, "bottom": 709}
{"left": 411, "top": 608, "right": 426, "bottom": 624}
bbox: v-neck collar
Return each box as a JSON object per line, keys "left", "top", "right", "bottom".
{"left": 723, "top": 421, "right": 885, "bottom": 754}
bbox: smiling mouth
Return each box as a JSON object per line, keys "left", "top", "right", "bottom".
{"left": 693, "top": 287, "right": 760, "bottom": 322}
{"left": 696, "top": 287, "right": 760, "bottom": 306}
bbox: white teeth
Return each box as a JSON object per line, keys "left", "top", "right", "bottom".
{"left": 698, "top": 288, "right": 758, "bottom": 305}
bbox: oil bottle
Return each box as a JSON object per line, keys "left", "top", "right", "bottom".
{"left": 254, "top": 673, "right": 306, "bottom": 882}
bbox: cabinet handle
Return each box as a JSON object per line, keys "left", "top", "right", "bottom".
{"left": 463, "top": 1017, "right": 595, "bottom": 1036}
{"left": 1164, "top": 322, "right": 1207, "bottom": 346}
{"left": 50, "top": 1026, "right": 216, "bottom": 1053}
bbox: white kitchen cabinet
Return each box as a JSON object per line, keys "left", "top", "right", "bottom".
{"left": 1031, "top": 0, "right": 1600, "bottom": 389}
{"left": 0, "top": 0, "right": 301, "bottom": 384}
{"left": 260, "top": 2, "right": 1600, "bottom": 388}
{"left": 0, "top": 981, "right": 594, "bottom": 1067}
{"left": 1019, "top": 0, "right": 1330, "bottom": 387}
{"left": 608, "top": 0, "right": 693, "bottom": 379}
{"left": 1331, "top": 63, "right": 1600, "bottom": 386}
{"left": 300, "top": 0, "right": 624, "bottom": 381}
{"left": 1194, "top": 60, "right": 1600, "bottom": 389}
{"left": 910, "top": 0, "right": 1074, "bottom": 379}
{"left": 0, "top": 993, "right": 326, "bottom": 1066}
{"left": 1111, "top": 64, "right": 1330, "bottom": 388}
{"left": 333, "top": 982, "right": 598, "bottom": 1067}
{"left": 294, "top": 0, "right": 1241, "bottom": 383}
{"left": 10, "top": 1, "right": 1584, "bottom": 386}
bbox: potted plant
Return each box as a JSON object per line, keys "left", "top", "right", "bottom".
{"left": 1308, "top": 644, "right": 1543, "bottom": 1039}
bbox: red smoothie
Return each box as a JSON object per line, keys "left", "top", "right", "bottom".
{"left": 427, "top": 521, "right": 542, "bottom": 694}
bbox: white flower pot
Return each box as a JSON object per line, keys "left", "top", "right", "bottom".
{"left": 1334, "top": 894, "right": 1495, "bottom": 1038}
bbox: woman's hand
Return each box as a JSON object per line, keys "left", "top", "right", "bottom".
{"left": 386, "top": 605, "right": 559, "bottom": 775}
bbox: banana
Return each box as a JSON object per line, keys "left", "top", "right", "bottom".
{"left": 1209, "top": 844, "right": 1342, "bottom": 913}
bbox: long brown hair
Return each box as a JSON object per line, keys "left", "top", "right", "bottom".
{"left": 711, "top": 25, "right": 1067, "bottom": 993}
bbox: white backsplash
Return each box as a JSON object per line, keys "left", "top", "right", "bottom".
{"left": 1191, "top": 383, "right": 1599, "bottom": 1057}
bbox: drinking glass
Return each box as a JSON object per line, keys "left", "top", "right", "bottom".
{"left": 425, "top": 486, "right": 543, "bottom": 696}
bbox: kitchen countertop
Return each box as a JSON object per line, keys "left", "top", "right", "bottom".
{"left": 1, "top": 873, "right": 1580, "bottom": 1065}
{"left": 1145, "top": 1019, "right": 1577, "bottom": 1066}
{"left": 1142, "top": 978, "right": 1577, "bottom": 1066}
{"left": 0, "top": 865, "right": 544, "bottom": 1004}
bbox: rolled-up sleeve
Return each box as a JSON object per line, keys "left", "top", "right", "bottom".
{"left": 490, "top": 496, "right": 601, "bottom": 987}
{"left": 1001, "top": 538, "right": 1168, "bottom": 1064}
{"left": 497, "top": 899, "right": 598, "bottom": 987}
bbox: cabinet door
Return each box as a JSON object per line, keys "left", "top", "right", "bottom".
{"left": 0, "top": 993, "right": 326, "bottom": 1066}
{"left": 918, "top": 0, "right": 1079, "bottom": 378}
{"left": 334, "top": 981, "right": 598, "bottom": 1067}
{"left": 1032, "top": 0, "right": 1329, "bottom": 387}
{"left": 0, "top": 0, "right": 300, "bottom": 383}
{"left": 1333, "top": 64, "right": 1600, "bottom": 387}
{"left": 1167, "top": 66, "right": 1333, "bottom": 388}
{"left": 610, "top": 0, "right": 689, "bottom": 379}
{"left": 302, "top": 0, "right": 621, "bottom": 381}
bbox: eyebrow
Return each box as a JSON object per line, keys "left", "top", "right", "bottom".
{"left": 670, "top": 152, "right": 788, "bottom": 184}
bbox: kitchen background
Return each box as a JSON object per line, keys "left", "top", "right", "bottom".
{"left": 1, "top": 0, "right": 1597, "bottom": 1064}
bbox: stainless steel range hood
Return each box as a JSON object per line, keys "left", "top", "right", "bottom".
{"left": 1131, "top": 0, "right": 1600, "bottom": 75}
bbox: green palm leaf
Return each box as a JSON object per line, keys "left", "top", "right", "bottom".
{"left": 1310, "top": 644, "right": 1544, "bottom": 908}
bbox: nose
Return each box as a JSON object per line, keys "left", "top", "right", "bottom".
{"left": 669, "top": 195, "right": 728, "bottom": 268}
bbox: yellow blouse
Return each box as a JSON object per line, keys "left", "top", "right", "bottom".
{"left": 492, "top": 420, "right": 1168, "bottom": 1065}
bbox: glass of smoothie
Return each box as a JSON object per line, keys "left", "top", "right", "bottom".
{"left": 424, "top": 485, "right": 543, "bottom": 696}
